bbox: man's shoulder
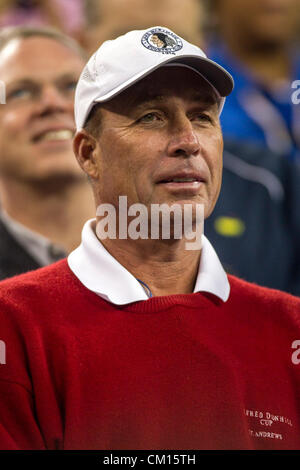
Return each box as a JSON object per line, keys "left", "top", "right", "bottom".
{"left": 0, "top": 259, "right": 75, "bottom": 302}
{"left": 228, "top": 274, "right": 300, "bottom": 311}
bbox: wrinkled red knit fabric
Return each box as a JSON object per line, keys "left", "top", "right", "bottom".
{"left": 0, "top": 260, "right": 299, "bottom": 450}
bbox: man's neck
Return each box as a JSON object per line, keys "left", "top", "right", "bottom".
{"left": 0, "top": 177, "right": 94, "bottom": 253}
{"left": 100, "top": 236, "right": 201, "bottom": 297}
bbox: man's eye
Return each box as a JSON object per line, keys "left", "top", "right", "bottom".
{"left": 8, "top": 88, "right": 31, "bottom": 100}
{"left": 139, "top": 113, "right": 160, "bottom": 123}
{"left": 195, "top": 113, "right": 212, "bottom": 123}
{"left": 63, "top": 81, "right": 77, "bottom": 92}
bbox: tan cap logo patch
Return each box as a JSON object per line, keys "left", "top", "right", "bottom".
{"left": 141, "top": 27, "right": 183, "bottom": 55}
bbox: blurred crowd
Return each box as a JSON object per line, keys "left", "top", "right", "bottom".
{"left": 0, "top": 0, "right": 299, "bottom": 295}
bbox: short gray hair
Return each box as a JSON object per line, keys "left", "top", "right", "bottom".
{"left": 84, "top": 103, "right": 102, "bottom": 137}
{"left": 0, "top": 25, "right": 88, "bottom": 60}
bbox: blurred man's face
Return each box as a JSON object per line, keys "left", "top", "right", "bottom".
{"left": 215, "top": 0, "right": 299, "bottom": 46}
{"left": 0, "top": 36, "right": 85, "bottom": 184}
{"left": 87, "top": 67, "right": 223, "bottom": 220}
{"left": 86, "top": 0, "right": 203, "bottom": 53}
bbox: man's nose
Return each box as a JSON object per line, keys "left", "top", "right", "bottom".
{"left": 167, "top": 116, "right": 200, "bottom": 157}
{"left": 36, "top": 85, "right": 71, "bottom": 115}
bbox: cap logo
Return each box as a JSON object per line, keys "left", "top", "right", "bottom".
{"left": 141, "top": 28, "right": 183, "bottom": 55}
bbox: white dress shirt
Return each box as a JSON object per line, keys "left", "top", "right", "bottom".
{"left": 68, "top": 219, "right": 230, "bottom": 305}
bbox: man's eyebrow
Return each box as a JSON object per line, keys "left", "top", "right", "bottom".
{"left": 190, "top": 92, "right": 219, "bottom": 106}
{"left": 6, "top": 78, "right": 37, "bottom": 88}
{"left": 55, "top": 72, "right": 79, "bottom": 82}
{"left": 6, "top": 73, "right": 78, "bottom": 88}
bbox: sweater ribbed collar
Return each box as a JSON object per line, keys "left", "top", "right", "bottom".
{"left": 68, "top": 219, "right": 230, "bottom": 305}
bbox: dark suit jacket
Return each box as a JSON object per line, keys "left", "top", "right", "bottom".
{"left": 0, "top": 219, "right": 41, "bottom": 281}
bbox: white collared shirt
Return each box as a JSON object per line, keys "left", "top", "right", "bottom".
{"left": 68, "top": 219, "right": 230, "bottom": 305}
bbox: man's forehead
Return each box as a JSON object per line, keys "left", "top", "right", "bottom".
{"left": 109, "top": 66, "right": 220, "bottom": 109}
{"left": 0, "top": 36, "right": 84, "bottom": 82}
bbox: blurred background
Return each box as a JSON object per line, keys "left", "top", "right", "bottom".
{"left": 0, "top": 0, "right": 299, "bottom": 295}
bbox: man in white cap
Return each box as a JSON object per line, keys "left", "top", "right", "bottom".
{"left": 0, "top": 27, "right": 299, "bottom": 450}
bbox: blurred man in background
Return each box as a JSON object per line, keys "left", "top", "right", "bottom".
{"left": 205, "top": 139, "right": 300, "bottom": 296}
{"left": 84, "top": 0, "right": 203, "bottom": 54}
{"left": 206, "top": 0, "right": 300, "bottom": 161}
{"left": 0, "top": 27, "right": 94, "bottom": 279}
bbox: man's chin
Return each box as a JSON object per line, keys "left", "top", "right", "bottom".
{"left": 22, "top": 170, "right": 86, "bottom": 190}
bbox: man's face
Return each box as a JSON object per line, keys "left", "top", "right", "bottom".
{"left": 0, "top": 36, "right": 85, "bottom": 184}
{"left": 89, "top": 66, "right": 223, "bottom": 219}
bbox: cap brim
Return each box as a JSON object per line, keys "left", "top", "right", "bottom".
{"left": 92, "top": 54, "right": 234, "bottom": 106}
{"left": 167, "top": 56, "right": 234, "bottom": 97}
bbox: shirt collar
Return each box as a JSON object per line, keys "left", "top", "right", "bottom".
{"left": 68, "top": 218, "right": 230, "bottom": 305}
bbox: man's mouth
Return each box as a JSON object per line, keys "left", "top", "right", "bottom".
{"left": 159, "top": 177, "right": 201, "bottom": 183}
{"left": 33, "top": 129, "right": 74, "bottom": 143}
{"left": 155, "top": 171, "right": 206, "bottom": 195}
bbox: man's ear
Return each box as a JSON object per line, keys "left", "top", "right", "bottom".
{"left": 73, "top": 130, "right": 100, "bottom": 179}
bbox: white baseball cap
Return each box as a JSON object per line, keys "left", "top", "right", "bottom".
{"left": 74, "top": 26, "right": 234, "bottom": 130}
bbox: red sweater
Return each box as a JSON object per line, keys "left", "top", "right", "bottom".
{"left": 0, "top": 260, "right": 299, "bottom": 450}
